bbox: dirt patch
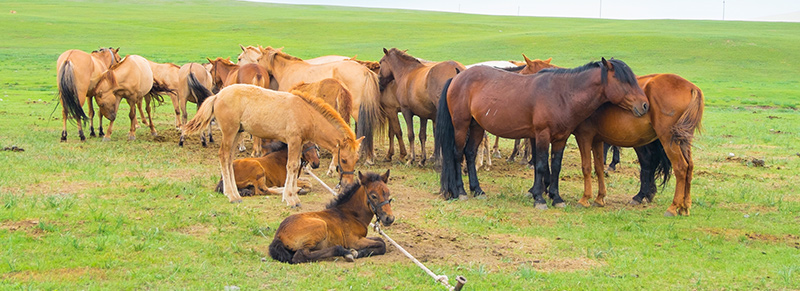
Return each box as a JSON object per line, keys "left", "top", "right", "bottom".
{"left": 1, "top": 267, "right": 107, "bottom": 282}
{"left": 0, "top": 219, "right": 40, "bottom": 232}
{"left": 699, "top": 228, "right": 800, "bottom": 249}
{"left": 176, "top": 223, "right": 213, "bottom": 237}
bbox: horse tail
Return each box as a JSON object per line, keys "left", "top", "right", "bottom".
{"left": 58, "top": 61, "right": 88, "bottom": 124}
{"left": 214, "top": 178, "right": 224, "bottom": 193}
{"left": 183, "top": 94, "right": 217, "bottom": 135}
{"left": 670, "top": 87, "right": 704, "bottom": 156}
{"left": 640, "top": 140, "right": 672, "bottom": 188}
{"left": 355, "top": 70, "right": 386, "bottom": 153}
{"left": 187, "top": 71, "right": 214, "bottom": 109}
{"left": 147, "top": 81, "right": 170, "bottom": 107}
{"left": 337, "top": 81, "right": 353, "bottom": 123}
{"left": 435, "top": 78, "right": 458, "bottom": 200}
{"left": 269, "top": 238, "right": 295, "bottom": 264}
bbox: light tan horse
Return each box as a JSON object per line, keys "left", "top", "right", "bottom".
{"left": 177, "top": 63, "right": 215, "bottom": 147}
{"left": 183, "top": 84, "right": 363, "bottom": 206}
{"left": 56, "top": 47, "right": 121, "bottom": 141}
{"left": 91, "top": 55, "right": 158, "bottom": 141}
{"left": 239, "top": 46, "right": 383, "bottom": 164}
{"left": 377, "top": 48, "right": 465, "bottom": 166}
{"left": 145, "top": 61, "right": 180, "bottom": 127}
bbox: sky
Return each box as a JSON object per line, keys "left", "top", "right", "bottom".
{"left": 249, "top": 0, "right": 800, "bottom": 21}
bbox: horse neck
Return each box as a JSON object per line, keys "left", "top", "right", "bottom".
{"left": 546, "top": 69, "right": 609, "bottom": 122}
{"left": 270, "top": 55, "right": 305, "bottom": 86}
{"left": 311, "top": 118, "right": 346, "bottom": 152}
{"left": 388, "top": 54, "right": 424, "bottom": 80}
{"left": 337, "top": 186, "right": 374, "bottom": 227}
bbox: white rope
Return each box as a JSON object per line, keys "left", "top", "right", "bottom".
{"left": 305, "top": 166, "right": 466, "bottom": 291}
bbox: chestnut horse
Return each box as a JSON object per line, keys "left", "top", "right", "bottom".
{"left": 269, "top": 170, "right": 394, "bottom": 264}
{"left": 183, "top": 84, "right": 363, "bottom": 206}
{"left": 242, "top": 46, "right": 383, "bottom": 164}
{"left": 436, "top": 58, "right": 650, "bottom": 209}
{"left": 91, "top": 55, "right": 162, "bottom": 141}
{"left": 56, "top": 47, "right": 121, "bottom": 141}
{"left": 378, "top": 48, "right": 465, "bottom": 166}
{"left": 177, "top": 63, "right": 215, "bottom": 147}
{"left": 571, "top": 73, "right": 704, "bottom": 216}
{"left": 214, "top": 142, "right": 321, "bottom": 196}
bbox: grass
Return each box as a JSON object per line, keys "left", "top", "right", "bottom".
{"left": 1, "top": 0, "right": 799, "bottom": 289}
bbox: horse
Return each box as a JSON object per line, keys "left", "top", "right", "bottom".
{"left": 182, "top": 84, "right": 363, "bottom": 206}
{"left": 214, "top": 141, "right": 321, "bottom": 196}
{"left": 269, "top": 170, "right": 394, "bottom": 264}
{"left": 91, "top": 55, "right": 162, "bottom": 141}
{"left": 436, "top": 58, "right": 650, "bottom": 209}
{"left": 56, "top": 47, "right": 121, "bottom": 141}
{"left": 570, "top": 73, "right": 703, "bottom": 216}
{"left": 378, "top": 48, "right": 465, "bottom": 166}
{"left": 246, "top": 46, "right": 383, "bottom": 165}
{"left": 380, "top": 81, "right": 408, "bottom": 163}
{"left": 290, "top": 78, "right": 353, "bottom": 124}
{"left": 176, "top": 63, "right": 215, "bottom": 147}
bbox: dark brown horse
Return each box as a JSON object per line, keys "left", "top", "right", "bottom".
{"left": 214, "top": 142, "right": 321, "bottom": 196}
{"left": 436, "top": 58, "right": 649, "bottom": 209}
{"left": 269, "top": 170, "right": 394, "bottom": 264}
{"left": 378, "top": 48, "right": 465, "bottom": 166}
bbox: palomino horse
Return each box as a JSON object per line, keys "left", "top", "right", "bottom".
{"left": 176, "top": 63, "right": 215, "bottom": 147}
{"left": 214, "top": 142, "right": 321, "bottom": 196}
{"left": 437, "top": 58, "right": 650, "bottom": 209}
{"left": 244, "top": 46, "right": 383, "bottom": 164}
{"left": 91, "top": 55, "right": 160, "bottom": 141}
{"left": 269, "top": 170, "right": 394, "bottom": 264}
{"left": 378, "top": 48, "right": 465, "bottom": 166}
{"left": 570, "top": 73, "right": 703, "bottom": 216}
{"left": 183, "top": 84, "right": 363, "bottom": 206}
{"left": 56, "top": 47, "right": 121, "bottom": 141}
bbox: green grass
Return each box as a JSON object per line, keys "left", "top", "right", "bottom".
{"left": 1, "top": 0, "right": 799, "bottom": 289}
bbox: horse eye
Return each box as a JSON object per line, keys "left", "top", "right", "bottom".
{"left": 371, "top": 194, "right": 378, "bottom": 199}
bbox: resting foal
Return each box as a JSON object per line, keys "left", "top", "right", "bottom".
{"left": 215, "top": 142, "right": 320, "bottom": 196}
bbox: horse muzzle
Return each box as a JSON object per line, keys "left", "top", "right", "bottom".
{"left": 310, "top": 161, "right": 320, "bottom": 169}
{"left": 380, "top": 214, "right": 395, "bottom": 226}
{"left": 633, "top": 102, "right": 649, "bottom": 117}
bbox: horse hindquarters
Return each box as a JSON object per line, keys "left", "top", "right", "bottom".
{"left": 435, "top": 79, "right": 467, "bottom": 200}
{"left": 268, "top": 239, "right": 296, "bottom": 263}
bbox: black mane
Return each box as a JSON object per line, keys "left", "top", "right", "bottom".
{"left": 502, "top": 65, "right": 526, "bottom": 72}
{"left": 325, "top": 172, "right": 383, "bottom": 209}
{"left": 388, "top": 48, "right": 422, "bottom": 65}
{"left": 537, "top": 58, "right": 638, "bottom": 87}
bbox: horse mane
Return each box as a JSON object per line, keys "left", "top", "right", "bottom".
{"left": 267, "top": 47, "right": 303, "bottom": 62}
{"left": 538, "top": 59, "right": 638, "bottom": 86}
{"left": 166, "top": 63, "right": 180, "bottom": 69}
{"left": 325, "top": 172, "right": 383, "bottom": 209}
{"left": 211, "top": 57, "right": 236, "bottom": 66}
{"left": 388, "top": 48, "right": 422, "bottom": 65}
{"left": 289, "top": 90, "right": 355, "bottom": 141}
{"left": 502, "top": 65, "right": 526, "bottom": 72}
{"left": 108, "top": 55, "right": 129, "bottom": 71}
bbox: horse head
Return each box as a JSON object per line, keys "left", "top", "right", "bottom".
{"left": 91, "top": 70, "right": 120, "bottom": 121}
{"left": 91, "top": 47, "right": 122, "bottom": 68}
{"left": 301, "top": 142, "right": 321, "bottom": 169}
{"left": 237, "top": 45, "right": 263, "bottom": 65}
{"left": 360, "top": 170, "right": 394, "bottom": 226}
{"left": 601, "top": 58, "right": 649, "bottom": 117}
{"left": 377, "top": 48, "right": 397, "bottom": 91}
{"left": 520, "top": 54, "right": 557, "bottom": 75}
{"left": 335, "top": 136, "right": 364, "bottom": 187}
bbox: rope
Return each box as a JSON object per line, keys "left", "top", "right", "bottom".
{"left": 304, "top": 166, "right": 467, "bottom": 291}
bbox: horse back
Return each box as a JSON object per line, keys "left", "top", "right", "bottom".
{"left": 275, "top": 211, "right": 346, "bottom": 250}
{"left": 255, "top": 150, "right": 289, "bottom": 187}
{"left": 115, "top": 55, "right": 155, "bottom": 98}
{"left": 57, "top": 50, "right": 97, "bottom": 91}
{"left": 425, "top": 61, "right": 465, "bottom": 107}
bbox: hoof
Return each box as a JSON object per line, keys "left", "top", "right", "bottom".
{"left": 128, "top": 135, "right": 136, "bottom": 141}
{"left": 102, "top": 137, "right": 111, "bottom": 142}
{"left": 290, "top": 203, "right": 302, "bottom": 208}
{"left": 230, "top": 199, "right": 243, "bottom": 204}
{"left": 298, "top": 188, "right": 310, "bottom": 195}
{"left": 554, "top": 202, "right": 566, "bottom": 208}
{"left": 474, "top": 193, "right": 487, "bottom": 200}
{"left": 151, "top": 132, "right": 158, "bottom": 137}
{"left": 534, "top": 203, "right": 548, "bottom": 210}
{"left": 629, "top": 199, "right": 642, "bottom": 206}
{"left": 458, "top": 194, "right": 469, "bottom": 201}
{"left": 576, "top": 202, "right": 590, "bottom": 208}
{"left": 664, "top": 211, "right": 676, "bottom": 217}
{"left": 343, "top": 253, "right": 355, "bottom": 262}
{"left": 591, "top": 201, "right": 605, "bottom": 207}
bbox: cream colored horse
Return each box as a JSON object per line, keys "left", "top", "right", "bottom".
{"left": 91, "top": 55, "right": 157, "bottom": 141}
{"left": 56, "top": 47, "right": 121, "bottom": 141}
{"left": 183, "top": 84, "right": 363, "bottom": 206}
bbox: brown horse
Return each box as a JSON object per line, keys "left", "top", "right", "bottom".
{"left": 183, "top": 84, "right": 363, "bottom": 206}
{"left": 214, "top": 142, "right": 321, "bottom": 196}
{"left": 91, "top": 55, "right": 160, "bottom": 141}
{"left": 176, "top": 63, "right": 215, "bottom": 147}
{"left": 290, "top": 78, "right": 353, "bottom": 124}
{"left": 378, "top": 48, "right": 465, "bottom": 166}
{"left": 571, "top": 73, "right": 704, "bottom": 216}
{"left": 249, "top": 46, "right": 383, "bottom": 164}
{"left": 269, "top": 170, "right": 394, "bottom": 264}
{"left": 380, "top": 81, "right": 408, "bottom": 163}
{"left": 437, "top": 58, "right": 650, "bottom": 209}
{"left": 56, "top": 47, "right": 121, "bottom": 141}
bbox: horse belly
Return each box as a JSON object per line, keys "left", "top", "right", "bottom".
{"left": 594, "top": 106, "right": 657, "bottom": 147}
{"left": 470, "top": 100, "right": 533, "bottom": 139}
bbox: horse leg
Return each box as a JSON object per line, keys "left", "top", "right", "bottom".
{"left": 88, "top": 96, "right": 96, "bottom": 138}
{"left": 507, "top": 139, "right": 520, "bottom": 163}
{"left": 401, "top": 109, "right": 416, "bottom": 165}
{"left": 590, "top": 140, "right": 607, "bottom": 207}
{"left": 483, "top": 132, "right": 492, "bottom": 169}
{"left": 492, "top": 135, "right": 502, "bottom": 159}
{"left": 103, "top": 116, "right": 114, "bottom": 142}
{"left": 61, "top": 108, "right": 68, "bottom": 142}
{"left": 252, "top": 136, "right": 263, "bottom": 157}
{"left": 127, "top": 98, "right": 138, "bottom": 141}
{"left": 170, "top": 92, "right": 181, "bottom": 129}
{"left": 351, "top": 237, "right": 387, "bottom": 258}
{"left": 662, "top": 139, "right": 690, "bottom": 216}
{"left": 575, "top": 134, "right": 595, "bottom": 208}
{"left": 98, "top": 114, "right": 105, "bottom": 137}
{"left": 631, "top": 144, "right": 657, "bottom": 205}
{"left": 464, "top": 124, "right": 486, "bottom": 198}
{"left": 528, "top": 136, "right": 551, "bottom": 210}
{"left": 136, "top": 97, "right": 148, "bottom": 127}
{"left": 145, "top": 96, "right": 157, "bottom": 137}
{"left": 418, "top": 118, "right": 428, "bottom": 166}
{"left": 282, "top": 140, "right": 303, "bottom": 207}
{"left": 220, "top": 130, "right": 244, "bottom": 203}
{"left": 292, "top": 246, "right": 357, "bottom": 264}
{"left": 547, "top": 140, "right": 567, "bottom": 208}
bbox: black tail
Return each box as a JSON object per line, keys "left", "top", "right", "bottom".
{"left": 187, "top": 72, "right": 213, "bottom": 109}
{"left": 356, "top": 103, "right": 373, "bottom": 157}
{"left": 146, "top": 81, "right": 172, "bottom": 107}
{"left": 637, "top": 140, "right": 672, "bottom": 188}
{"left": 435, "top": 78, "right": 460, "bottom": 200}
{"left": 269, "top": 238, "right": 295, "bottom": 264}
{"left": 58, "top": 61, "right": 88, "bottom": 124}
{"left": 214, "top": 178, "right": 224, "bottom": 193}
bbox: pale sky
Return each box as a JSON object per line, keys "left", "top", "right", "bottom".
{"left": 250, "top": 0, "right": 800, "bottom": 21}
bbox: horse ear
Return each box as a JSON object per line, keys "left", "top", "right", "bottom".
{"left": 240, "top": 44, "right": 246, "bottom": 51}
{"left": 357, "top": 171, "right": 365, "bottom": 182}
{"left": 383, "top": 48, "right": 388, "bottom": 54}
{"left": 601, "top": 57, "right": 609, "bottom": 67}
{"left": 523, "top": 54, "right": 533, "bottom": 66}
{"left": 206, "top": 57, "right": 213, "bottom": 63}
{"left": 544, "top": 57, "right": 552, "bottom": 64}
{"left": 355, "top": 136, "right": 365, "bottom": 145}
{"left": 113, "top": 47, "right": 120, "bottom": 53}
{"left": 381, "top": 169, "right": 390, "bottom": 183}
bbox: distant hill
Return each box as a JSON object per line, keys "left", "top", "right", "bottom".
{"left": 755, "top": 11, "right": 800, "bottom": 22}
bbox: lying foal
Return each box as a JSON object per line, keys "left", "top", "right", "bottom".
{"left": 215, "top": 142, "right": 320, "bottom": 196}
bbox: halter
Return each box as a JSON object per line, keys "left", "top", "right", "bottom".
{"left": 299, "top": 144, "right": 320, "bottom": 169}
{"left": 336, "top": 146, "right": 355, "bottom": 186}
{"left": 368, "top": 194, "right": 393, "bottom": 216}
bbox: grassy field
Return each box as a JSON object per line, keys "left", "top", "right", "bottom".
{"left": 1, "top": 0, "right": 799, "bottom": 289}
